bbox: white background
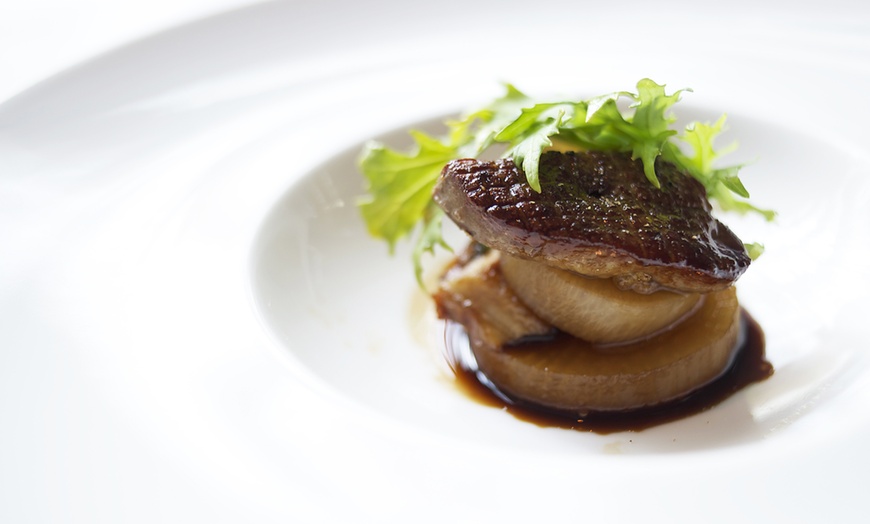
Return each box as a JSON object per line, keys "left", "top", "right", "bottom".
{"left": 0, "top": 0, "right": 260, "bottom": 104}
{"left": 2, "top": 0, "right": 866, "bottom": 105}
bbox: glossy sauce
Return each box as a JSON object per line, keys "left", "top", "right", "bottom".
{"left": 443, "top": 310, "right": 772, "bottom": 434}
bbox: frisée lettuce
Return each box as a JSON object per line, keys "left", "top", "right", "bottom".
{"left": 358, "top": 79, "right": 773, "bottom": 283}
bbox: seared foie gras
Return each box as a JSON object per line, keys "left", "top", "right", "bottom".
{"left": 433, "top": 151, "right": 750, "bottom": 294}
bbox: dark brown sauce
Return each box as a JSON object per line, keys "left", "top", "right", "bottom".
{"left": 443, "top": 310, "right": 772, "bottom": 434}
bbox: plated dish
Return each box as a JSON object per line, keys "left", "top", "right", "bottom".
{"left": 356, "top": 79, "right": 774, "bottom": 431}
{"left": 2, "top": 0, "right": 869, "bottom": 522}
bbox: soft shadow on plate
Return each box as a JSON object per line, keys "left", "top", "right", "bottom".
{"left": 250, "top": 115, "right": 870, "bottom": 454}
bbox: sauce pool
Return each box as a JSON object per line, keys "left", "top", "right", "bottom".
{"left": 443, "top": 310, "right": 772, "bottom": 434}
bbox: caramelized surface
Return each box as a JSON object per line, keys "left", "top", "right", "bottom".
{"left": 434, "top": 151, "right": 750, "bottom": 293}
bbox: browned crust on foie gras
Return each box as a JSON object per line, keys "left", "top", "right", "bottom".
{"left": 432, "top": 151, "right": 751, "bottom": 294}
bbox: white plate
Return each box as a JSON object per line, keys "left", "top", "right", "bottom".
{"left": 2, "top": 1, "right": 870, "bottom": 522}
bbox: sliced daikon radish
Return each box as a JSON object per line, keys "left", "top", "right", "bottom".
{"left": 500, "top": 254, "right": 701, "bottom": 344}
